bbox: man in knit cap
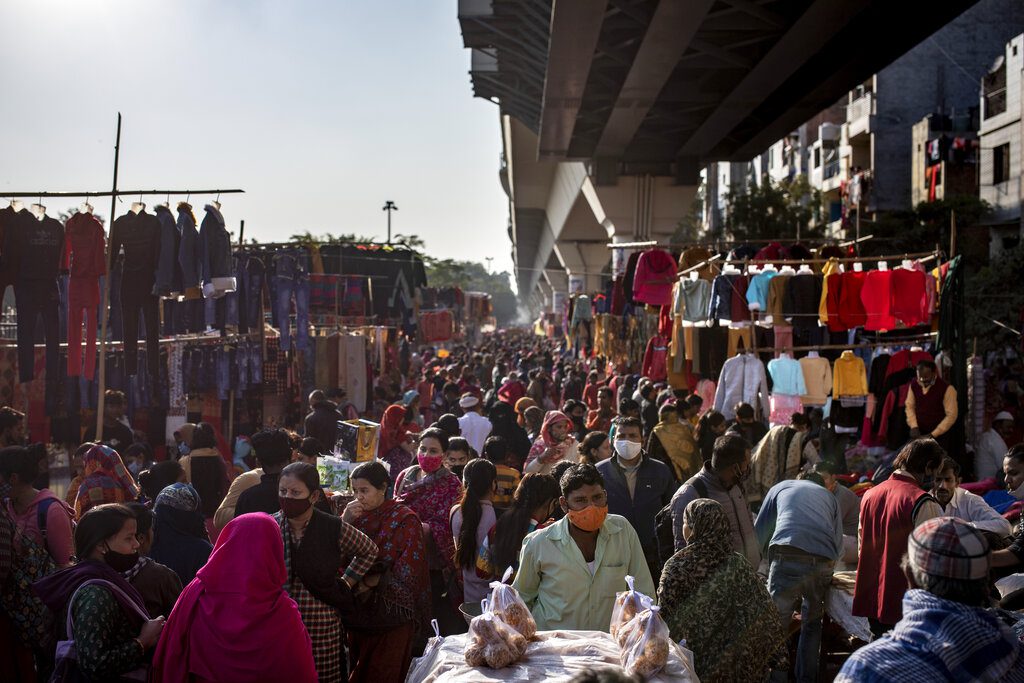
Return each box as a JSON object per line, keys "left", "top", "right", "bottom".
{"left": 839, "top": 517, "right": 1024, "bottom": 681}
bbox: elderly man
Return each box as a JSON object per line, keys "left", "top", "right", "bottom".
{"left": 456, "top": 393, "right": 491, "bottom": 454}
{"left": 838, "top": 517, "right": 1024, "bottom": 682}
{"left": 932, "top": 456, "right": 1011, "bottom": 540}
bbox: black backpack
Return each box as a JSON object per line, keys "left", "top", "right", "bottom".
{"left": 655, "top": 477, "right": 708, "bottom": 567}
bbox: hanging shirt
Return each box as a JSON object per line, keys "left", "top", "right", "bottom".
{"left": 746, "top": 270, "right": 777, "bottom": 312}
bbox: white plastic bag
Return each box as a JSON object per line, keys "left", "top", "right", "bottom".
{"left": 465, "top": 600, "right": 528, "bottom": 669}
{"left": 487, "top": 567, "right": 537, "bottom": 640}
{"left": 609, "top": 574, "right": 653, "bottom": 638}
{"left": 619, "top": 606, "right": 672, "bottom": 678}
{"left": 406, "top": 619, "right": 444, "bottom": 682}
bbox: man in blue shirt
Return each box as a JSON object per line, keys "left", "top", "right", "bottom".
{"left": 755, "top": 472, "right": 842, "bottom": 683}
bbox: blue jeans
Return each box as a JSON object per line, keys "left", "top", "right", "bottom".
{"left": 768, "top": 549, "right": 834, "bottom": 683}
{"left": 273, "top": 252, "right": 309, "bottom": 352}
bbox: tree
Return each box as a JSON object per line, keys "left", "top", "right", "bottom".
{"left": 424, "top": 258, "right": 517, "bottom": 326}
{"left": 860, "top": 195, "right": 991, "bottom": 259}
{"left": 963, "top": 242, "right": 1024, "bottom": 353}
{"left": 724, "top": 174, "right": 823, "bottom": 241}
{"left": 671, "top": 182, "right": 705, "bottom": 243}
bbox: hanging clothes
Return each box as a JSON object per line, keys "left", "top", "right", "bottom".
{"left": 63, "top": 211, "right": 106, "bottom": 379}
{"left": 111, "top": 209, "right": 161, "bottom": 379}
{"left": 199, "top": 204, "right": 234, "bottom": 298}
{"left": 783, "top": 273, "right": 822, "bottom": 332}
{"left": 833, "top": 351, "right": 868, "bottom": 397}
{"left": 799, "top": 356, "right": 833, "bottom": 406}
{"left": 891, "top": 267, "right": 928, "bottom": 327}
{"left": 714, "top": 354, "right": 770, "bottom": 420}
{"left": 766, "top": 274, "right": 792, "bottom": 325}
{"left": 642, "top": 335, "right": 669, "bottom": 382}
{"left": 680, "top": 278, "right": 712, "bottom": 324}
{"left": 861, "top": 269, "right": 895, "bottom": 332}
{"left": 746, "top": 269, "right": 776, "bottom": 312}
{"left": 633, "top": 249, "right": 678, "bottom": 306}
{"left": 818, "top": 258, "right": 841, "bottom": 326}
{"left": 678, "top": 246, "right": 717, "bottom": 282}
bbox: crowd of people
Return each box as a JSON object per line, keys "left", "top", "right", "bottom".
{"left": 3, "top": 330, "right": 1024, "bottom": 681}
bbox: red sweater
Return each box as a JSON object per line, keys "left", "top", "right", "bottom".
{"left": 837, "top": 271, "right": 867, "bottom": 330}
{"left": 860, "top": 270, "right": 895, "bottom": 331}
{"left": 891, "top": 268, "right": 927, "bottom": 327}
{"left": 853, "top": 472, "right": 932, "bottom": 624}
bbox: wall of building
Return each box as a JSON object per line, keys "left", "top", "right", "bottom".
{"left": 980, "top": 33, "right": 1024, "bottom": 229}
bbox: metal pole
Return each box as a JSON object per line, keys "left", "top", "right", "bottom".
{"left": 95, "top": 113, "right": 122, "bottom": 441}
{"left": 238, "top": 219, "right": 245, "bottom": 247}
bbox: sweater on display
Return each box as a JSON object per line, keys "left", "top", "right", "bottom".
{"left": 783, "top": 272, "right": 822, "bottom": 331}
{"left": 837, "top": 270, "right": 868, "bottom": 330}
{"left": 680, "top": 278, "right": 711, "bottom": 323}
{"left": 799, "top": 356, "right": 833, "bottom": 406}
{"left": 746, "top": 270, "right": 776, "bottom": 312}
{"left": 891, "top": 268, "right": 928, "bottom": 327}
{"left": 63, "top": 211, "right": 106, "bottom": 279}
{"left": 708, "top": 273, "right": 741, "bottom": 322}
{"left": 729, "top": 274, "right": 750, "bottom": 323}
{"left": 766, "top": 274, "right": 792, "bottom": 324}
{"left": 111, "top": 210, "right": 160, "bottom": 278}
{"left": 767, "top": 355, "right": 806, "bottom": 396}
{"left": 861, "top": 270, "right": 895, "bottom": 332}
{"left": 633, "top": 249, "right": 678, "bottom": 306}
{"left": 818, "top": 258, "right": 841, "bottom": 325}
{"left": 833, "top": 352, "right": 868, "bottom": 397}
{"left": 16, "top": 214, "right": 65, "bottom": 281}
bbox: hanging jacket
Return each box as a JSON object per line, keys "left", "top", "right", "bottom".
{"left": 861, "top": 269, "right": 895, "bottom": 332}
{"left": 709, "top": 273, "right": 743, "bottom": 322}
{"left": 818, "top": 258, "right": 841, "bottom": 325}
{"left": 714, "top": 354, "right": 770, "bottom": 420}
{"left": 766, "top": 274, "right": 792, "bottom": 324}
{"left": 154, "top": 205, "right": 183, "bottom": 296}
{"left": 199, "top": 204, "right": 231, "bottom": 284}
{"left": 63, "top": 211, "right": 106, "bottom": 280}
{"left": 110, "top": 210, "right": 160, "bottom": 278}
{"left": 177, "top": 203, "right": 200, "bottom": 289}
{"left": 766, "top": 356, "right": 806, "bottom": 396}
{"left": 783, "top": 273, "right": 823, "bottom": 331}
{"left": 833, "top": 352, "right": 868, "bottom": 397}
{"left": 746, "top": 270, "right": 776, "bottom": 312}
{"left": 632, "top": 249, "right": 677, "bottom": 306}
{"left": 642, "top": 335, "right": 669, "bottom": 382}
{"left": 17, "top": 214, "right": 65, "bottom": 281}
{"left": 891, "top": 268, "right": 928, "bottom": 327}
{"left": 837, "top": 270, "right": 867, "bottom": 330}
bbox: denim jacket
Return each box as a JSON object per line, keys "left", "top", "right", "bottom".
{"left": 199, "top": 204, "right": 231, "bottom": 284}
{"left": 177, "top": 203, "right": 200, "bottom": 289}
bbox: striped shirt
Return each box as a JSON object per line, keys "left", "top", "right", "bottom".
{"left": 493, "top": 465, "right": 521, "bottom": 509}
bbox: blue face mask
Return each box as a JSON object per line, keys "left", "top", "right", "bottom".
{"left": 178, "top": 442, "right": 190, "bottom": 456}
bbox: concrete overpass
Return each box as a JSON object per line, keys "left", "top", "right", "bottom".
{"left": 459, "top": 0, "right": 983, "bottom": 307}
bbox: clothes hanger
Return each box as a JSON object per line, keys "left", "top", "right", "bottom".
{"left": 852, "top": 262, "right": 863, "bottom": 272}
{"left": 31, "top": 196, "right": 46, "bottom": 221}
{"left": 797, "top": 262, "right": 813, "bottom": 274}
{"left": 877, "top": 261, "right": 888, "bottom": 271}
{"left": 131, "top": 194, "right": 145, "bottom": 214}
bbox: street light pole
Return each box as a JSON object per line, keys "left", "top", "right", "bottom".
{"left": 382, "top": 200, "right": 398, "bottom": 243}
{"left": 485, "top": 257, "right": 494, "bottom": 273}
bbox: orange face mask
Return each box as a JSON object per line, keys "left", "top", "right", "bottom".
{"left": 567, "top": 505, "right": 608, "bottom": 532}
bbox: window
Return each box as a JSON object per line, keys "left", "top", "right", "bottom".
{"left": 994, "top": 143, "right": 1010, "bottom": 184}
{"left": 813, "top": 148, "right": 821, "bottom": 168}
{"left": 983, "top": 63, "right": 1007, "bottom": 119}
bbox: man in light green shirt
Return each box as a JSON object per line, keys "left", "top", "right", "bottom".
{"left": 512, "top": 463, "right": 655, "bottom": 632}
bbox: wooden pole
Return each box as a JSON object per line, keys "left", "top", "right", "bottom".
{"left": 95, "top": 113, "right": 122, "bottom": 441}
{"left": 227, "top": 389, "right": 235, "bottom": 445}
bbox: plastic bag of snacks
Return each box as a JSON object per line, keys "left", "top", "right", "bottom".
{"left": 488, "top": 567, "right": 537, "bottom": 640}
{"left": 406, "top": 619, "right": 444, "bottom": 682}
{"left": 618, "top": 605, "right": 672, "bottom": 678}
{"left": 464, "top": 600, "right": 528, "bottom": 669}
{"left": 609, "top": 575, "right": 653, "bottom": 639}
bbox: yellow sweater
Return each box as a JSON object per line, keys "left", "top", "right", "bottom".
{"left": 833, "top": 352, "right": 868, "bottom": 396}
{"left": 819, "top": 258, "right": 841, "bottom": 325}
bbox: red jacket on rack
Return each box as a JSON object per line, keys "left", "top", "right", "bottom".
{"left": 632, "top": 249, "right": 677, "bottom": 306}
{"left": 860, "top": 270, "right": 895, "bottom": 331}
{"left": 891, "top": 267, "right": 928, "bottom": 327}
{"left": 837, "top": 270, "right": 868, "bottom": 330}
{"left": 642, "top": 335, "right": 669, "bottom": 382}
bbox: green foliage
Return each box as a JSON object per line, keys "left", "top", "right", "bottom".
{"left": 672, "top": 182, "right": 705, "bottom": 243}
{"left": 724, "top": 174, "right": 823, "bottom": 241}
{"left": 963, "top": 243, "right": 1024, "bottom": 353}
{"left": 860, "top": 195, "right": 992, "bottom": 257}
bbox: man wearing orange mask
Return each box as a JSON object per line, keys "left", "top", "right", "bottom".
{"left": 512, "top": 463, "right": 654, "bottom": 632}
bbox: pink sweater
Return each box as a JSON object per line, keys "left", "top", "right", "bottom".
{"left": 5, "top": 490, "right": 75, "bottom": 566}
{"left": 632, "top": 249, "right": 677, "bottom": 306}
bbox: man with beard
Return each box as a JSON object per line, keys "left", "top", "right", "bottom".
{"left": 931, "top": 456, "right": 1011, "bottom": 539}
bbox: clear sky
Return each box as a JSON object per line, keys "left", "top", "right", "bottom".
{"left": 0, "top": 0, "right": 512, "bottom": 274}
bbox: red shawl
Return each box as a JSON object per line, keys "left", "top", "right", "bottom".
{"left": 395, "top": 466, "right": 463, "bottom": 605}
{"left": 150, "top": 513, "right": 316, "bottom": 683}
{"left": 379, "top": 405, "right": 410, "bottom": 457}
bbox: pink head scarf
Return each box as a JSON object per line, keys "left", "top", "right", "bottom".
{"left": 150, "top": 513, "right": 316, "bottom": 683}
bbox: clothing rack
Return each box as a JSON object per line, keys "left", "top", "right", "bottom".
{"left": 3, "top": 114, "right": 247, "bottom": 440}
{"left": 606, "top": 237, "right": 847, "bottom": 249}
{"left": 678, "top": 250, "right": 939, "bottom": 276}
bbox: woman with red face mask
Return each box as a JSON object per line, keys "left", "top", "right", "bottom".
{"left": 394, "top": 427, "right": 465, "bottom": 633}
{"left": 274, "top": 463, "right": 378, "bottom": 683}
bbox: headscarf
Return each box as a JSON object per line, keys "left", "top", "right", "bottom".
{"left": 380, "top": 404, "right": 410, "bottom": 456}
{"left": 149, "top": 483, "right": 213, "bottom": 586}
{"left": 177, "top": 423, "right": 197, "bottom": 448}
{"left": 150, "top": 513, "right": 317, "bottom": 683}
{"left": 650, "top": 412, "right": 701, "bottom": 482}
{"left": 488, "top": 401, "right": 532, "bottom": 463}
{"left": 524, "top": 411, "right": 575, "bottom": 469}
{"left": 658, "top": 498, "right": 786, "bottom": 681}
{"left": 74, "top": 444, "right": 140, "bottom": 519}
{"left": 515, "top": 397, "right": 537, "bottom": 426}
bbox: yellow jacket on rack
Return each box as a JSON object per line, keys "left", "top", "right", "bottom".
{"left": 818, "top": 258, "right": 841, "bottom": 325}
{"left": 833, "top": 351, "right": 868, "bottom": 396}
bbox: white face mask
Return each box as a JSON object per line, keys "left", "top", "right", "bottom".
{"left": 614, "top": 439, "right": 642, "bottom": 461}
{"left": 1010, "top": 480, "right": 1024, "bottom": 501}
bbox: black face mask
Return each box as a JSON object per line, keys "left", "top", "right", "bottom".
{"left": 451, "top": 465, "right": 466, "bottom": 480}
{"left": 105, "top": 549, "right": 140, "bottom": 573}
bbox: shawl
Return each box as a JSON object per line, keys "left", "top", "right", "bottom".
{"left": 150, "top": 513, "right": 316, "bottom": 683}
{"left": 650, "top": 414, "right": 700, "bottom": 481}
{"left": 523, "top": 411, "right": 576, "bottom": 469}
{"left": 32, "top": 558, "right": 147, "bottom": 630}
{"left": 658, "top": 499, "right": 786, "bottom": 682}
{"left": 514, "top": 397, "right": 537, "bottom": 426}
{"left": 350, "top": 499, "right": 430, "bottom": 630}
{"left": 395, "top": 466, "right": 463, "bottom": 596}
{"left": 379, "top": 404, "right": 410, "bottom": 456}
{"left": 750, "top": 426, "right": 804, "bottom": 501}
{"left": 149, "top": 484, "right": 213, "bottom": 586}
{"left": 74, "top": 444, "right": 140, "bottom": 519}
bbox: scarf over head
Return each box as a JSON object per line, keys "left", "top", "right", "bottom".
{"left": 675, "top": 498, "right": 734, "bottom": 590}
{"left": 150, "top": 513, "right": 316, "bottom": 683}
{"left": 33, "top": 558, "right": 147, "bottom": 627}
{"left": 74, "top": 444, "right": 140, "bottom": 517}
{"left": 379, "top": 404, "right": 410, "bottom": 456}
{"left": 514, "top": 397, "right": 537, "bottom": 426}
{"left": 149, "top": 483, "right": 213, "bottom": 586}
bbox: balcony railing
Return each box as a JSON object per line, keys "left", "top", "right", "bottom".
{"left": 823, "top": 160, "right": 840, "bottom": 180}
{"left": 848, "top": 93, "right": 873, "bottom": 122}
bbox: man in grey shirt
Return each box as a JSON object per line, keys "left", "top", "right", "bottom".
{"left": 670, "top": 433, "right": 760, "bottom": 569}
{"left": 756, "top": 473, "right": 843, "bottom": 683}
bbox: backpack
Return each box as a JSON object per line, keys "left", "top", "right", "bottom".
{"left": 655, "top": 477, "right": 708, "bottom": 568}
{"left": 0, "top": 497, "right": 61, "bottom": 648}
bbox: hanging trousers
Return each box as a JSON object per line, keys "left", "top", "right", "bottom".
{"left": 67, "top": 277, "right": 100, "bottom": 379}
{"left": 121, "top": 271, "right": 160, "bottom": 379}
{"left": 15, "top": 279, "right": 60, "bottom": 385}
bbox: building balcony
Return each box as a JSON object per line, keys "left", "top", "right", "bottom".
{"left": 847, "top": 93, "right": 874, "bottom": 139}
